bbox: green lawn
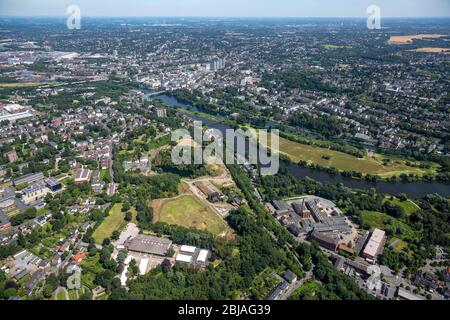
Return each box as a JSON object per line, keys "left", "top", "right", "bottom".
{"left": 68, "top": 289, "right": 78, "bottom": 300}
{"left": 60, "top": 177, "right": 73, "bottom": 186}
{"left": 360, "top": 210, "right": 419, "bottom": 242}
{"left": 152, "top": 194, "right": 234, "bottom": 240}
{"left": 99, "top": 169, "right": 110, "bottom": 180}
{"left": 260, "top": 132, "right": 439, "bottom": 178}
{"left": 384, "top": 197, "right": 420, "bottom": 215}
{"left": 148, "top": 134, "right": 171, "bottom": 150}
{"left": 56, "top": 290, "right": 67, "bottom": 300}
{"left": 81, "top": 253, "right": 105, "bottom": 289}
{"left": 388, "top": 237, "right": 408, "bottom": 253}
{"left": 92, "top": 203, "right": 126, "bottom": 244}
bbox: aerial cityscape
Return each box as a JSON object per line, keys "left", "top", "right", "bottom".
{"left": 0, "top": 0, "right": 449, "bottom": 307}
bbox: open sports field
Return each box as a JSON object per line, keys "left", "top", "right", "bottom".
{"left": 269, "top": 134, "right": 438, "bottom": 178}
{"left": 92, "top": 203, "right": 135, "bottom": 244}
{"left": 151, "top": 194, "right": 234, "bottom": 240}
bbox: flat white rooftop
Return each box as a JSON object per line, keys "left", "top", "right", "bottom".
{"left": 176, "top": 254, "right": 192, "bottom": 263}
{"left": 371, "top": 228, "right": 386, "bottom": 243}
{"left": 363, "top": 228, "right": 386, "bottom": 258}
{"left": 120, "top": 266, "right": 129, "bottom": 286}
{"left": 180, "top": 245, "right": 196, "bottom": 254}
{"left": 197, "top": 250, "right": 209, "bottom": 263}
{"left": 139, "top": 258, "right": 149, "bottom": 275}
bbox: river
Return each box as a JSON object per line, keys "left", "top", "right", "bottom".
{"left": 146, "top": 92, "right": 450, "bottom": 198}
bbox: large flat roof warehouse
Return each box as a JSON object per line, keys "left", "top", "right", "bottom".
{"left": 125, "top": 234, "right": 172, "bottom": 256}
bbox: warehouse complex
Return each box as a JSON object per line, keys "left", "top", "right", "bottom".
{"left": 125, "top": 234, "right": 173, "bottom": 256}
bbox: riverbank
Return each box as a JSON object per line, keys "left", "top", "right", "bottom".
{"left": 144, "top": 91, "right": 450, "bottom": 198}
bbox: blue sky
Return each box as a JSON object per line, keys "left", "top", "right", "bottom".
{"left": 1, "top": 0, "right": 449, "bottom": 17}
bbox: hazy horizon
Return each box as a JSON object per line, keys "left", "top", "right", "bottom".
{"left": 1, "top": 0, "right": 449, "bottom": 18}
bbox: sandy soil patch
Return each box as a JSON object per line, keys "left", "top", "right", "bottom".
{"left": 389, "top": 34, "right": 446, "bottom": 45}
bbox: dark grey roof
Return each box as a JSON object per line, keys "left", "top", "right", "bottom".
{"left": 13, "top": 172, "right": 45, "bottom": 186}
{"left": 125, "top": 234, "right": 172, "bottom": 256}
{"left": 272, "top": 200, "right": 289, "bottom": 211}
{"left": 46, "top": 177, "right": 61, "bottom": 188}
{"left": 24, "top": 269, "right": 45, "bottom": 295}
{"left": 283, "top": 270, "right": 297, "bottom": 282}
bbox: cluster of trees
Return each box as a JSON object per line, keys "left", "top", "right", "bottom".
{"left": 10, "top": 207, "right": 37, "bottom": 226}
{"left": 262, "top": 71, "right": 338, "bottom": 93}
{"left": 148, "top": 222, "right": 215, "bottom": 249}
{"left": 311, "top": 246, "right": 375, "bottom": 300}
{"left": 0, "top": 270, "right": 20, "bottom": 299}
{"left": 111, "top": 162, "right": 306, "bottom": 299}
{"left": 378, "top": 194, "right": 449, "bottom": 274}
{"left": 294, "top": 239, "right": 374, "bottom": 300}
{"left": 411, "top": 195, "right": 450, "bottom": 248}
{"left": 288, "top": 112, "right": 343, "bottom": 139}
{"left": 153, "top": 150, "right": 211, "bottom": 178}
{"left": 260, "top": 170, "right": 383, "bottom": 213}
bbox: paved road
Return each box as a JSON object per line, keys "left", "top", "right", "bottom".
{"left": 280, "top": 270, "right": 314, "bottom": 300}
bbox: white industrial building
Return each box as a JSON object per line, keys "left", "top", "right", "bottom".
{"left": 0, "top": 104, "right": 34, "bottom": 122}
{"left": 175, "top": 245, "right": 211, "bottom": 267}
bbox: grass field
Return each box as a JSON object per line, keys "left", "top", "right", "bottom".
{"left": 388, "top": 237, "right": 408, "bottom": 253}
{"left": 81, "top": 253, "right": 105, "bottom": 289}
{"left": 92, "top": 203, "right": 134, "bottom": 244}
{"left": 0, "top": 82, "right": 60, "bottom": 88}
{"left": 360, "top": 211, "right": 419, "bottom": 241}
{"left": 264, "top": 133, "right": 438, "bottom": 178}
{"left": 56, "top": 290, "right": 67, "bottom": 301}
{"left": 68, "top": 290, "right": 77, "bottom": 300}
{"left": 151, "top": 194, "right": 234, "bottom": 240}
{"left": 383, "top": 197, "right": 420, "bottom": 216}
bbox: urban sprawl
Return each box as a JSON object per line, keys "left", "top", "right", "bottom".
{"left": 0, "top": 17, "right": 449, "bottom": 301}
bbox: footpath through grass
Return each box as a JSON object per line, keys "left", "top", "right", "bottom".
{"left": 152, "top": 194, "right": 234, "bottom": 240}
